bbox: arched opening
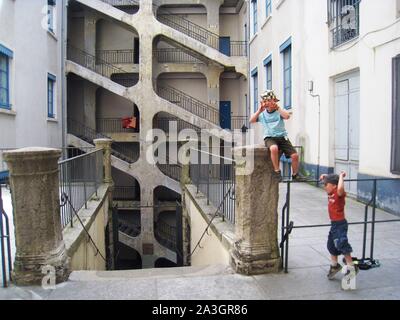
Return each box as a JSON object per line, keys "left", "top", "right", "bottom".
{"left": 115, "top": 243, "right": 142, "bottom": 270}
{"left": 154, "top": 257, "right": 177, "bottom": 268}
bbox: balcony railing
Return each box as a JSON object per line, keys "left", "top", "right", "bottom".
{"left": 328, "top": 0, "right": 360, "bottom": 48}
{"left": 113, "top": 186, "right": 138, "bottom": 201}
{"left": 96, "top": 50, "right": 135, "bottom": 65}
{"left": 154, "top": 48, "right": 202, "bottom": 64}
{"left": 97, "top": 118, "right": 139, "bottom": 133}
{"left": 231, "top": 116, "right": 249, "bottom": 130}
{"left": 154, "top": 116, "right": 201, "bottom": 134}
{"left": 100, "top": 0, "right": 139, "bottom": 7}
{"left": 230, "top": 41, "right": 247, "bottom": 57}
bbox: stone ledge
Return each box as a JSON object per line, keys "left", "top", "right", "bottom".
{"left": 184, "top": 184, "right": 235, "bottom": 254}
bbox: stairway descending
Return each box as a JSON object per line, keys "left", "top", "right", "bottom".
{"left": 118, "top": 219, "right": 141, "bottom": 238}
{"left": 157, "top": 85, "right": 225, "bottom": 126}
{"left": 68, "top": 118, "right": 138, "bottom": 164}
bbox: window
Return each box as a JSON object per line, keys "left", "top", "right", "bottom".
{"left": 48, "top": 74, "right": 56, "bottom": 118}
{"left": 48, "top": 0, "right": 56, "bottom": 33}
{"left": 328, "top": 0, "right": 360, "bottom": 48}
{"left": 280, "top": 38, "right": 292, "bottom": 110}
{"left": 251, "top": 68, "right": 258, "bottom": 112}
{"left": 264, "top": 55, "right": 272, "bottom": 90}
{"left": 252, "top": 0, "right": 258, "bottom": 36}
{"left": 266, "top": 0, "right": 272, "bottom": 17}
{"left": 0, "top": 45, "right": 13, "bottom": 110}
{"left": 391, "top": 55, "right": 400, "bottom": 174}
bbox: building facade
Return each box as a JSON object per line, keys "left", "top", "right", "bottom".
{"left": 248, "top": 0, "right": 400, "bottom": 214}
{"left": 0, "top": 0, "right": 65, "bottom": 150}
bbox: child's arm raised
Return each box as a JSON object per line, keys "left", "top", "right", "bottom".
{"left": 337, "top": 171, "right": 346, "bottom": 197}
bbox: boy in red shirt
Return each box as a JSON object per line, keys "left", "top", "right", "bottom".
{"left": 320, "top": 172, "right": 358, "bottom": 280}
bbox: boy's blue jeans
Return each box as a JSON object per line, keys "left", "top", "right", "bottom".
{"left": 327, "top": 220, "right": 353, "bottom": 256}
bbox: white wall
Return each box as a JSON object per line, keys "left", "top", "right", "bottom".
{"left": 248, "top": 0, "right": 400, "bottom": 178}
{"left": 0, "top": 0, "right": 63, "bottom": 149}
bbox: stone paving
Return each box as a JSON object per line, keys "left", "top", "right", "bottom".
{"left": 1, "top": 183, "right": 399, "bottom": 300}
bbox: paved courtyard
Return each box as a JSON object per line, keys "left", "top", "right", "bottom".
{"left": 0, "top": 183, "right": 399, "bottom": 300}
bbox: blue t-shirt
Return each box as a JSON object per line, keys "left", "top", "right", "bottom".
{"left": 258, "top": 110, "right": 287, "bottom": 139}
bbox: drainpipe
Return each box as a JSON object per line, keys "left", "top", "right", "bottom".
{"left": 246, "top": 0, "right": 251, "bottom": 123}
{"left": 308, "top": 81, "right": 321, "bottom": 185}
{"left": 61, "top": 0, "right": 68, "bottom": 152}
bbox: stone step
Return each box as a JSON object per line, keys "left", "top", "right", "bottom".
{"left": 69, "top": 264, "right": 233, "bottom": 282}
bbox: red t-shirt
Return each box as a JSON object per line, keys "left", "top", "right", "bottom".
{"left": 328, "top": 190, "right": 346, "bottom": 222}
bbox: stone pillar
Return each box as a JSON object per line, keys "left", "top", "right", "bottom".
{"left": 4, "top": 148, "right": 70, "bottom": 285}
{"left": 230, "top": 145, "right": 281, "bottom": 275}
{"left": 204, "top": 0, "right": 224, "bottom": 35}
{"left": 207, "top": 67, "right": 223, "bottom": 110}
{"left": 94, "top": 138, "right": 113, "bottom": 186}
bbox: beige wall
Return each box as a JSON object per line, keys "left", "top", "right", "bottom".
{"left": 184, "top": 188, "right": 231, "bottom": 267}
{"left": 63, "top": 185, "right": 110, "bottom": 271}
{"left": 96, "top": 19, "right": 138, "bottom": 51}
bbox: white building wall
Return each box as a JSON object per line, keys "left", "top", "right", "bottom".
{"left": 0, "top": 0, "right": 63, "bottom": 149}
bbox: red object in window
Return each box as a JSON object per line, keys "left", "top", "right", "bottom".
{"left": 122, "top": 117, "right": 137, "bottom": 129}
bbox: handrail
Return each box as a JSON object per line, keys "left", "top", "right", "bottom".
{"left": 157, "top": 85, "right": 223, "bottom": 125}
{"left": 153, "top": 48, "right": 203, "bottom": 64}
{"left": 154, "top": 218, "right": 176, "bottom": 251}
{"left": 0, "top": 186, "right": 12, "bottom": 288}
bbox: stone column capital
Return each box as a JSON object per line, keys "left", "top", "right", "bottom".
{"left": 94, "top": 138, "right": 113, "bottom": 186}
{"left": 94, "top": 138, "right": 113, "bottom": 149}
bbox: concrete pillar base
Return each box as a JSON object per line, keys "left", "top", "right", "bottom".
{"left": 13, "top": 244, "right": 70, "bottom": 286}
{"left": 230, "top": 242, "right": 281, "bottom": 275}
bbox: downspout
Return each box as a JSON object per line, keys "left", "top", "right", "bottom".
{"left": 61, "top": 0, "right": 68, "bottom": 152}
{"left": 247, "top": 0, "right": 251, "bottom": 122}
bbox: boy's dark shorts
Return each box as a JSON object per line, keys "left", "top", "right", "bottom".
{"left": 264, "top": 137, "right": 297, "bottom": 158}
{"left": 327, "top": 220, "right": 353, "bottom": 256}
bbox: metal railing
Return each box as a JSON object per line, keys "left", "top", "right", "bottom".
{"left": 118, "top": 218, "right": 141, "bottom": 238}
{"left": 280, "top": 178, "right": 400, "bottom": 273}
{"left": 68, "top": 118, "right": 138, "bottom": 163}
{"left": 67, "top": 45, "right": 131, "bottom": 82}
{"left": 328, "top": 0, "right": 361, "bottom": 48}
{"left": 0, "top": 185, "right": 12, "bottom": 288}
{"left": 154, "top": 116, "right": 201, "bottom": 134}
{"left": 96, "top": 50, "right": 135, "bottom": 65}
{"left": 154, "top": 48, "right": 203, "bottom": 64}
{"left": 97, "top": 118, "right": 139, "bottom": 133}
{"left": 154, "top": 218, "right": 176, "bottom": 251}
{"left": 59, "top": 149, "right": 104, "bottom": 229}
{"left": 0, "top": 149, "right": 10, "bottom": 184}
{"left": 189, "top": 148, "right": 236, "bottom": 224}
{"left": 230, "top": 41, "right": 247, "bottom": 57}
{"left": 113, "top": 186, "right": 138, "bottom": 201}
{"left": 100, "top": 0, "right": 139, "bottom": 7}
{"left": 231, "top": 116, "right": 249, "bottom": 130}
{"left": 280, "top": 146, "right": 304, "bottom": 179}
{"left": 157, "top": 85, "right": 221, "bottom": 125}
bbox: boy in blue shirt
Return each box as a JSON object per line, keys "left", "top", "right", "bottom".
{"left": 250, "top": 90, "right": 301, "bottom": 181}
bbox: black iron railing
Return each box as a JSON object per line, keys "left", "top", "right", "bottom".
{"left": 230, "top": 41, "right": 247, "bottom": 57}
{"left": 100, "top": 0, "right": 139, "bottom": 7}
{"left": 0, "top": 149, "right": 10, "bottom": 184}
{"left": 154, "top": 218, "right": 176, "bottom": 251}
{"left": 118, "top": 219, "right": 141, "bottom": 238}
{"left": 154, "top": 116, "right": 201, "bottom": 134}
{"left": 157, "top": 85, "right": 221, "bottom": 125}
{"left": 113, "top": 186, "right": 138, "bottom": 201}
{"left": 154, "top": 48, "right": 202, "bottom": 64}
{"left": 67, "top": 45, "right": 131, "bottom": 83}
{"left": 96, "top": 50, "right": 135, "bottom": 65}
{"left": 0, "top": 185, "right": 12, "bottom": 288}
{"left": 59, "top": 149, "right": 104, "bottom": 229}
{"left": 68, "top": 118, "right": 138, "bottom": 163}
{"left": 328, "top": 0, "right": 360, "bottom": 48}
{"left": 280, "top": 178, "right": 400, "bottom": 273}
{"left": 189, "top": 148, "right": 236, "bottom": 224}
{"left": 97, "top": 118, "right": 139, "bottom": 133}
{"left": 231, "top": 116, "right": 249, "bottom": 130}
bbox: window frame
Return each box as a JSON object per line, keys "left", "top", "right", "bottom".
{"left": 251, "top": 68, "right": 259, "bottom": 113}
{"left": 266, "top": 0, "right": 272, "bottom": 17}
{"left": 47, "top": 0, "right": 56, "bottom": 33}
{"left": 280, "top": 38, "right": 292, "bottom": 110}
{"left": 391, "top": 54, "right": 400, "bottom": 174}
{"left": 0, "top": 51, "right": 11, "bottom": 110}
{"left": 252, "top": 0, "right": 258, "bottom": 36}
{"left": 264, "top": 54, "right": 272, "bottom": 91}
{"left": 47, "top": 74, "right": 56, "bottom": 118}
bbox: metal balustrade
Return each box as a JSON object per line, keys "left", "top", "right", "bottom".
{"left": 68, "top": 118, "right": 138, "bottom": 164}
{"left": 328, "top": 0, "right": 360, "bottom": 48}
{"left": 153, "top": 48, "right": 202, "bottom": 64}
{"left": 97, "top": 118, "right": 139, "bottom": 133}
{"left": 230, "top": 41, "right": 248, "bottom": 57}
{"left": 189, "top": 148, "right": 236, "bottom": 225}
{"left": 96, "top": 50, "right": 135, "bottom": 65}
{"left": 154, "top": 116, "right": 201, "bottom": 134}
{"left": 100, "top": 0, "right": 139, "bottom": 7}
{"left": 154, "top": 218, "right": 176, "bottom": 251}
{"left": 113, "top": 186, "right": 138, "bottom": 201}
{"left": 231, "top": 116, "right": 249, "bottom": 130}
{"left": 67, "top": 45, "right": 132, "bottom": 83}
{"left": 157, "top": 85, "right": 221, "bottom": 125}
{"left": 59, "top": 149, "right": 104, "bottom": 229}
